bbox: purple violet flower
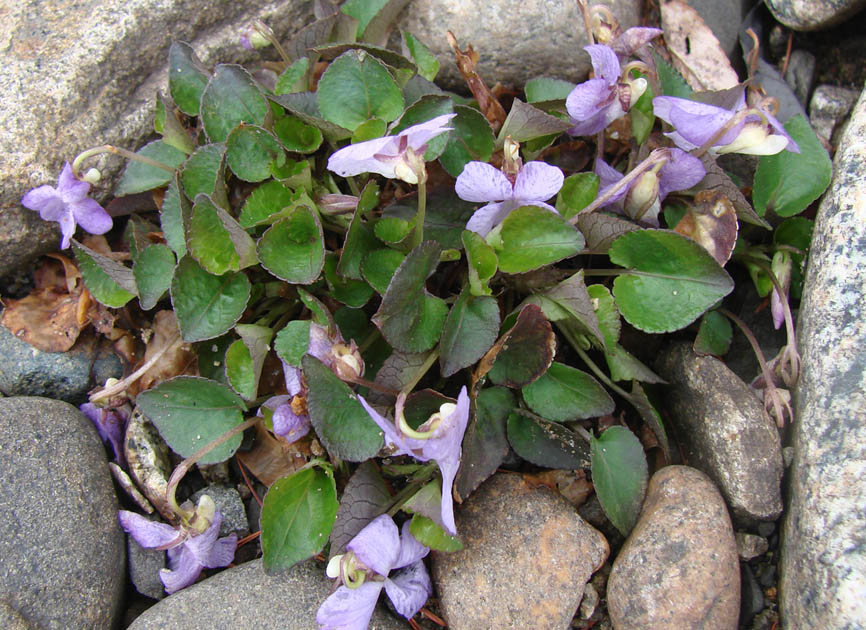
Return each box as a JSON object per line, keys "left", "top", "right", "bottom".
{"left": 20, "top": 162, "right": 112, "bottom": 249}
{"left": 652, "top": 94, "right": 800, "bottom": 155}
{"left": 80, "top": 402, "right": 128, "bottom": 464}
{"left": 566, "top": 44, "right": 646, "bottom": 137}
{"left": 317, "top": 514, "right": 431, "bottom": 630}
{"left": 327, "top": 114, "right": 456, "bottom": 184}
{"left": 358, "top": 387, "right": 470, "bottom": 536}
{"left": 119, "top": 507, "right": 237, "bottom": 594}
{"left": 455, "top": 160, "right": 565, "bottom": 237}
{"left": 608, "top": 26, "right": 663, "bottom": 60}
{"left": 594, "top": 148, "right": 705, "bottom": 226}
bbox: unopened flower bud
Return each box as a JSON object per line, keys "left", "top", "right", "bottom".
{"left": 188, "top": 494, "right": 216, "bottom": 533}
{"left": 331, "top": 343, "right": 364, "bottom": 381}
{"left": 718, "top": 122, "right": 788, "bottom": 156}
{"left": 624, "top": 170, "right": 659, "bottom": 221}
{"left": 241, "top": 28, "right": 271, "bottom": 50}
{"left": 82, "top": 168, "right": 102, "bottom": 184}
{"left": 318, "top": 194, "right": 358, "bottom": 215}
{"left": 502, "top": 137, "right": 522, "bottom": 178}
{"left": 770, "top": 251, "right": 793, "bottom": 330}
{"left": 626, "top": 77, "right": 648, "bottom": 105}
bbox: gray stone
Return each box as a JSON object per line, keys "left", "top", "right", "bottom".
{"left": 394, "top": 0, "right": 640, "bottom": 91}
{"left": 809, "top": 84, "right": 860, "bottom": 143}
{"left": 128, "top": 530, "right": 167, "bottom": 600}
{"left": 737, "top": 532, "right": 770, "bottom": 560}
{"left": 783, "top": 50, "right": 816, "bottom": 107}
{"left": 0, "top": 602, "right": 36, "bottom": 630}
{"left": 656, "top": 342, "right": 784, "bottom": 524}
{"left": 125, "top": 408, "right": 173, "bottom": 520}
{"left": 780, "top": 84, "right": 866, "bottom": 630}
{"left": 764, "top": 0, "right": 866, "bottom": 31}
{"left": 1, "top": 0, "right": 318, "bottom": 279}
{"left": 607, "top": 466, "right": 740, "bottom": 630}
{"left": 432, "top": 473, "right": 609, "bottom": 630}
{"left": 0, "top": 325, "right": 123, "bottom": 403}
{"left": 191, "top": 485, "right": 248, "bottom": 537}
{"left": 0, "top": 397, "right": 125, "bottom": 629}
{"left": 741, "top": 563, "right": 767, "bottom": 626}
{"left": 126, "top": 558, "right": 407, "bottom": 629}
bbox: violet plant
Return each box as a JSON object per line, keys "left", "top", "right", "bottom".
{"left": 15, "top": 0, "right": 832, "bottom": 626}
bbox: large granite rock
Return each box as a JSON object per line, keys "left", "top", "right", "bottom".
{"left": 394, "top": 0, "right": 640, "bottom": 91}
{"left": 432, "top": 473, "right": 609, "bottom": 630}
{"left": 780, "top": 84, "right": 866, "bottom": 629}
{"left": 764, "top": 0, "right": 866, "bottom": 31}
{"left": 607, "top": 466, "right": 740, "bottom": 630}
{"left": 0, "top": 397, "right": 125, "bottom": 629}
{"left": 656, "top": 342, "right": 784, "bottom": 524}
{"left": 127, "top": 558, "right": 406, "bottom": 629}
{"left": 1, "top": 0, "right": 317, "bottom": 279}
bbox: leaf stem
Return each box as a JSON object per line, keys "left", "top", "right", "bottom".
{"left": 401, "top": 350, "right": 439, "bottom": 394}
{"left": 572, "top": 342, "right": 633, "bottom": 402}
{"left": 89, "top": 332, "right": 182, "bottom": 403}
{"left": 411, "top": 179, "right": 427, "bottom": 248}
{"left": 72, "top": 144, "right": 177, "bottom": 178}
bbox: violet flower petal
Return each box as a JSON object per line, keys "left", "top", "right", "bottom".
{"left": 653, "top": 95, "right": 745, "bottom": 149}
{"left": 658, "top": 149, "right": 706, "bottom": 200}
{"left": 118, "top": 510, "right": 180, "bottom": 548}
{"left": 161, "top": 545, "right": 204, "bottom": 594}
{"left": 393, "top": 520, "right": 430, "bottom": 570}
{"left": 272, "top": 402, "right": 310, "bottom": 443}
{"left": 21, "top": 186, "right": 64, "bottom": 220}
{"left": 464, "top": 200, "right": 513, "bottom": 236}
{"left": 308, "top": 323, "right": 334, "bottom": 363}
{"left": 455, "top": 161, "right": 513, "bottom": 203}
{"left": 566, "top": 78, "right": 615, "bottom": 122}
{"left": 771, "top": 289, "right": 785, "bottom": 330}
{"left": 71, "top": 198, "right": 113, "bottom": 236}
{"left": 80, "top": 402, "right": 126, "bottom": 463}
{"left": 594, "top": 158, "right": 628, "bottom": 208}
{"left": 281, "top": 361, "right": 303, "bottom": 396}
{"left": 610, "top": 27, "right": 663, "bottom": 58}
{"left": 585, "top": 44, "right": 620, "bottom": 83}
{"left": 346, "top": 514, "right": 401, "bottom": 577}
{"left": 316, "top": 582, "right": 384, "bottom": 630}
{"left": 357, "top": 395, "right": 422, "bottom": 457}
{"left": 58, "top": 162, "right": 91, "bottom": 202}
{"left": 185, "top": 513, "right": 237, "bottom": 569}
{"left": 512, "top": 161, "right": 565, "bottom": 202}
{"left": 327, "top": 136, "right": 399, "bottom": 178}
{"left": 400, "top": 113, "right": 457, "bottom": 150}
{"left": 384, "top": 560, "right": 433, "bottom": 619}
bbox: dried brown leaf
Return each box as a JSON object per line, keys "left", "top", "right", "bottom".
{"left": 673, "top": 189, "right": 739, "bottom": 265}
{"left": 128, "top": 310, "right": 196, "bottom": 396}
{"left": 447, "top": 31, "right": 507, "bottom": 133}
{"left": 236, "top": 422, "right": 312, "bottom": 487}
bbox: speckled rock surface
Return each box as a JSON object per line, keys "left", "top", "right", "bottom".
{"left": 809, "top": 84, "right": 860, "bottom": 143}
{"left": 0, "top": 0, "right": 317, "bottom": 279}
{"left": 0, "top": 326, "right": 123, "bottom": 403}
{"left": 607, "top": 466, "right": 740, "bottom": 630}
{"left": 764, "top": 0, "right": 866, "bottom": 31}
{"left": 126, "top": 559, "right": 407, "bottom": 629}
{"left": 394, "top": 0, "right": 640, "bottom": 91}
{"left": 656, "top": 342, "right": 784, "bottom": 524}
{"left": 432, "top": 473, "right": 609, "bottom": 630}
{"left": 0, "top": 397, "right": 125, "bottom": 629}
{"left": 780, "top": 84, "right": 866, "bottom": 630}
{"left": 0, "top": 602, "right": 36, "bottom": 630}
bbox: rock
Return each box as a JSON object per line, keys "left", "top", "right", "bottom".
{"left": 656, "top": 342, "right": 784, "bottom": 524}
{"left": 126, "top": 558, "right": 407, "bottom": 629}
{"left": 1, "top": 1, "right": 319, "bottom": 279}
{"left": 128, "top": 528, "right": 167, "bottom": 600}
{"left": 780, "top": 84, "right": 866, "bottom": 629}
{"left": 432, "top": 473, "right": 608, "bottom": 630}
{"left": 783, "top": 50, "right": 816, "bottom": 106}
{"left": 809, "top": 84, "right": 860, "bottom": 143}
{"left": 0, "top": 602, "right": 36, "bottom": 630}
{"left": 0, "top": 326, "right": 123, "bottom": 403}
{"left": 0, "top": 397, "right": 125, "bottom": 629}
{"left": 741, "top": 563, "right": 767, "bottom": 626}
{"left": 737, "top": 532, "right": 770, "bottom": 560}
{"left": 394, "top": 0, "right": 640, "bottom": 91}
{"left": 607, "top": 466, "right": 740, "bottom": 630}
{"left": 125, "top": 408, "right": 174, "bottom": 520}
{"left": 191, "top": 485, "right": 248, "bottom": 537}
{"left": 764, "top": 0, "right": 866, "bottom": 31}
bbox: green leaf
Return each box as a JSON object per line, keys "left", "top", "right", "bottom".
{"left": 238, "top": 180, "right": 295, "bottom": 229}
{"left": 609, "top": 229, "right": 734, "bottom": 333}
{"left": 329, "top": 461, "right": 391, "bottom": 557}
{"left": 168, "top": 41, "right": 210, "bottom": 116}
{"left": 273, "top": 116, "right": 324, "bottom": 154}
{"left": 257, "top": 205, "right": 325, "bottom": 284}
{"left": 522, "top": 362, "right": 614, "bottom": 422}
{"left": 352, "top": 117, "right": 387, "bottom": 143}
{"left": 524, "top": 77, "right": 575, "bottom": 103}
{"left": 316, "top": 50, "right": 404, "bottom": 131}
{"left": 604, "top": 344, "right": 664, "bottom": 384}
{"left": 274, "top": 320, "right": 311, "bottom": 367}
{"left": 338, "top": 185, "right": 379, "bottom": 280}
{"left": 171, "top": 256, "right": 251, "bottom": 342}
{"left": 383, "top": 188, "right": 476, "bottom": 249}
{"left": 297, "top": 289, "right": 335, "bottom": 330}
{"left": 753, "top": 114, "right": 832, "bottom": 218}
{"left": 187, "top": 194, "right": 257, "bottom": 274}
{"left": 439, "top": 105, "right": 496, "bottom": 177}
{"left": 390, "top": 95, "right": 454, "bottom": 161}
{"left": 261, "top": 466, "right": 338, "bottom": 574}
{"left": 136, "top": 376, "right": 246, "bottom": 464}
{"left": 774, "top": 217, "right": 813, "bottom": 299}
{"left": 314, "top": 43, "right": 418, "bottom": 74}
{"left": 156, "top": 94, "right": 195, "bottom": 154}
{"left": 73, "top": 241, "right": 136, "bottom": 307}
{"left": 630, "top": 78, "right": 654, "bottom": 145}
{"left": 182, "top": 144, "right": 226, "bottom": 202}
{"left": 374, "top": 216, "right": 410, "bottom": 244}
{"left": 495, "top": 206, "right": 584, "bottom": 273}
{"left": 530, "top": 270, "right": 603, "bottom": 348}
{"left": 161, "top": 174, "right": 190, "bottom": 258}
{"left": 373, "top": 242, "right": 448, "bottom": 353}
{"left": 590, "top": 425, "right": 647, "bottom": 535}
{"left": 507, "top": 411, "right": 590, "bottom": 469}
{"left": 486, "top": 304, "right": 556, "bottom": 388}
{"left": 586, "top": 284, "right": 620, "bottom": 348}
{"left": 196, "top": 334, "right": 233, "bottom": 384}
{"left": 694, "top": 310, "right": 732, "bottom": 356}
{"left": 455, "top": 387, "right": 513, "bottom": 498}
{"left": 409, "top": 514, "right": 463, "bottom": 552}
{"left": 361, "top": 248, "right": 405, "bottom": 294}
{"left": 115, "top": 140, "right": 185, "bottom": 196}
{"left": 402, "top": 32, "right": 439, "bottom": 81}
{"left": 275, "top": 57, "right": 310, "bottom": 95}
{"left": 556, "top": 172, "right": 599, "bottom": 220}
{"left": 269, "top": 92, "right": 353, "bottom": 143}
{"left": 654, "top": 51, "right": 692, "bottom": 99}
{"left": 629, "top": 381, "right": 670, "bottom": 460}
{"left": 225, "top": 324, "right": 273, "bottom": 400}
{"left": 134, "top": 244, "right": 175, "bottom": 310}
{"left": 577, "top": 212, "right": 640, "bottom": 253}
{"left": 200, "top": 65, "right": 269, "bottom": 143}
{"left": 462, "top": 230, "right": 497, "bottom": 297}
{"left": 226, "top": 124, "right": 286, "bottom": 182}
{"left": 302, "top": 355, "right": 383, "bottom": 461}
{"left": 496, "top": 99, "right": 571, "bottom": 147}
{"left": 439, "top": 289, "right": 500, "bottom": 377}
{"left": 341, "top": 0, "right": 389, "bottom": 39}
{"left": 323, "top": 254, "right": 374, "bottom": 308}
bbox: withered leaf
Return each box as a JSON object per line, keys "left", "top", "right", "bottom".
{"left": 236, "top": 421, "right": 312, "bottom": 487}
{"left": 698, "top": 153, "right": 770, "bottom": 228}
{"left": 447, "top": 31, "right": 507, "bottom": 133}
{"left": 673, "top": 189, "right": 739, "bottom": 265}
{"left": 128, "top": 310, "right": 196, "bottom": 397}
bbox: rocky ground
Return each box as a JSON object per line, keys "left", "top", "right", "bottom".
{"left": 1, "top": 0, "right": 864, "bottom": 629}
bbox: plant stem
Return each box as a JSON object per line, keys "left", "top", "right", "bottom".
{"left": 411, "top": 179, "right": 427, "bottom": 248}
{"left": 401, "top": 350, "right": 439, "bottom": 394}
{"left": 72, "top": 145, "right": 176, "bottom": 178}
{"left": 572, "top": 342, "right": 633, "bottom": 402}
{"left": 89, "top": 332, "right": 182, "bottom": 403}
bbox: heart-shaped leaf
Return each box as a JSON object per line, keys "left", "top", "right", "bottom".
{"left": 496, "top": 98, "right": 572, "bottom": 146}
{"left": 181, "top": 144, "right": 226, "bottom": 202}
{"left": 455, "top": 387, "right": 513, "bottom": 499}
{"left": 274, "top": 320, "right": 311, "bottom": 368}
{"left": 168, "top": 41, "right": 210, "bottom": 116}
{"left": 338, "top": 184, "right": 380, "bottom": 280}
{"left": 238, "top": 180, "right": 295, "bottom": 229}
{"left": 200, "top": 65, "right": 269, "bottom": 143}
{"left": 73, "top": 241, "right": 136, "bottom": 307}
{"left": 329, "top": 461, "right": 391, "bottom": 558}
{"left": 225, "top": 324, "right": 273, "bottom": 400}
{"left": 694, "top": 309, "right": 732, "bottom": 356}
{"left": 402, "top": 31, "right": 439, "bottom": 81}
{"left": 527, "top": 270, "right": 603, "bottom": 348}
{"left": 483, "top": 304, "right": 555, "bottom": 388}
{"left": 361, "top": 248, "right": 405, "bottom": 294}
{"left": 557, "top": 172, "right": 600, "bottom": 220}
{"left": 609, "top": 229, "right": 733, "bottom": 333}
{"left": 171, "top": 256, "right": 251, "bottom": 342}
{"left": 261, "top": 465, "right": 338, "bottom": 574}
{"left": 507, "top": 410, "right": 590, "bottom": 469}
{"left": 161, "top": 174, "right": 190, "bottom": 258}
{"left": 134, "top": 244, "right": 175, "bottom": 310}
{"left": 136, "top": 376, "right": 246, "bottom": 464}
{"left": 269, "top": 93, "right": 353, "bottom": 143}
{"left": 439, "top": 289, "right": 500, "bottom": 378}
{"left": 275, "top": 57, "right": 310, "bottom": 95}
{"left": 187, "top": 194, "right": 257, "bottom": 274}
{"left": 590, "top": 425, "right": 647, "bottom": 536}
{"left": 302, "top": 355, "right": 383, "bottom": 461}
{"left": 462, "top": 230, "right": 497, "bottom": 297}
{"left": 323, "top": 254, "right": 374, "bottom": 308}
{"left": 439, "top": 104, "right": 496, "bottom": 177}
{"left": 577, "top": 212, "right": 640, "bottom": 253}
{"left": 273, "top": 115, "right": 324, "bottom": 154}
{"left": 522, "top": 362, "right": 614, "bottom": 422}
{"left": 525, "top": 77, "right": 576, "bottom": 103}
{"left": 226, "top": 124, "right": 286, "bottom": 182}
{"left": 115, "top": 140, "right": 186, "bottom": 196}
{"left": 495, "top": 206, "right": 584, "bottom": 274}
{"left": 257, "top": 205, "right": 325, "bottom": 284}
